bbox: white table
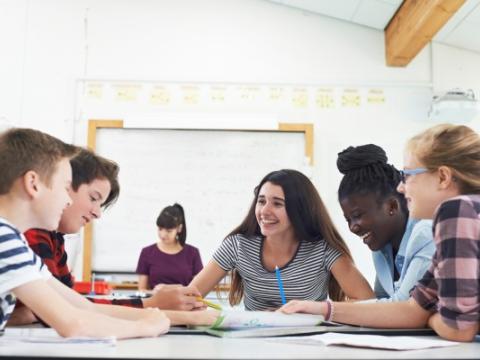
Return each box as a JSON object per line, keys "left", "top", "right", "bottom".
{"left": 1, "top": 333, "right": 479, "bottom": 359}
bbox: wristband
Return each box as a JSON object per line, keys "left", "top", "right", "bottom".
{"left": 325, "top": 299, "right": 335, "bottom": 321}
{"left": 324, "top": 299, "right": 332, "bottom": 321}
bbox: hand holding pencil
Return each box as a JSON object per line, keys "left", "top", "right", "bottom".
{"left": 144, "top": 285, "right": 207, "bottom": 310}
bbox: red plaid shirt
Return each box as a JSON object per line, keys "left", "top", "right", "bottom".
{"left": 24, "top": 229, "right": 143, "bottom": 308}
{"left": 24, "top": 229, "right": 74, "bottom": 288}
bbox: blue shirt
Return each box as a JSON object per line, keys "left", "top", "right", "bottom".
{"left": 372, "top": 218, "right": 435, "bottom": 302}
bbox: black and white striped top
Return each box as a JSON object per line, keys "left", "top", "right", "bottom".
{"left": 213, "top": 234, "right": 342, "bottom": 311}
{"left": 0, "top": 218, "right": 51, "bottom": 331}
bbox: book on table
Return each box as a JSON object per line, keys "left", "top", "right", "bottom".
{"left": 179, "top": 310, "right": 436, "bottom": 338}
{"left": 194, "top": 310, "right": 334, "bottom": 338}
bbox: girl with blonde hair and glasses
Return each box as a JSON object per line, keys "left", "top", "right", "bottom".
{"left": 280, "top": 124, "right": 480, "bottom": 342}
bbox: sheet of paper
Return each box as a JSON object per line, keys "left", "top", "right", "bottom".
{"left": 1, "top": 327, "right": 116, "bottom": 346}
{"left": 211, "top": 310, "right": 324, "bottom": 329}
{"left": 271, "top": 333, "right": 460, "bottom": 350}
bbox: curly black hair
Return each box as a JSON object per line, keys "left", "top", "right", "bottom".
{"left": 337, "top": 144, "right": 407, "bottom": 215}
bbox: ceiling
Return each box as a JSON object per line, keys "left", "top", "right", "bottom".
{"left": 267, "top": 0, "right": 480, "bottom": 54}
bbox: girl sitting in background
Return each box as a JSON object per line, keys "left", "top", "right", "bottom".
{"left": 137, "top": 203, "right": 203, "bottom": 290}
{"left": 337, "top": 144, "right": 434, "bottom": 301}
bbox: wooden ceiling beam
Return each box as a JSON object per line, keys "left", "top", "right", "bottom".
{"left": 385, "top": 0, "right": 465, "bottom": 67}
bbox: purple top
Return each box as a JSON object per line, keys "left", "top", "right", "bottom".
{"left": 136, "top": 243, "right": 203, "bottom": 288}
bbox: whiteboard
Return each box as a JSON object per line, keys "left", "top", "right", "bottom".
{"left": 92, "top": 127, "right": 309, "bottom": 272}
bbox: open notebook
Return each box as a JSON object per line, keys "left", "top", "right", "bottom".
{"left": 211, "top": 310, "right": 324, "bottom": 328}
{"left": 167, "top": 311, "right": 329, "bottom": 338}
{"left": 176, "top": 310, "right": 436, "bottom": 338}
{"left": 205, "top": 311, "right": 328, "bottom": 338}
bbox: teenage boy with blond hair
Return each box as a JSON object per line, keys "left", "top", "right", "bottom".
{"left": 0, "top": 128, "right": 170, "bottom": 338}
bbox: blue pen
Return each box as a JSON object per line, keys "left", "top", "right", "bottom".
{"left": 275, "top": 265, "right": 287, "bottom": 305}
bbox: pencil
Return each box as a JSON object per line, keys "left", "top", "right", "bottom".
{"left": 275, "top": 265, "right": 287, "bottom": 305}
{"left": 196, "top": 297, "right": 222, "bottom": 310}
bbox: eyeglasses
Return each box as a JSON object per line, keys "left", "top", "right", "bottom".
{"left": 399, "top": 168, "right": 428, "bottom": 184}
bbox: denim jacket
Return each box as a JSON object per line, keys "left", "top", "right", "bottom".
{"left": 372, "top": 218, "right": 435, "bottom": 302}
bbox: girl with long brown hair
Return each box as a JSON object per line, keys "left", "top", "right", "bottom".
{"left": 190, "top": 169, "right": 373, "bottom": 310}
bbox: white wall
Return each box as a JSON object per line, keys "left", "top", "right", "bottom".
{"left": 432, "top": 43, "right": 480, "bottom": 96}
{"left": 2, "top": 0, "right": 480, "bottom": 284}
{"left": 0, "top": 0, "right": 26, "bottom": 128}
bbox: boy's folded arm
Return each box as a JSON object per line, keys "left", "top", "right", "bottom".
{"left": 13, "top": 279, "right": 169, "bottom": 339}
{"left": 46, "top": 277, "right": 97, "bottom": 309}
{"left": 14, "top": 279, "right": 84, "bottom": 336}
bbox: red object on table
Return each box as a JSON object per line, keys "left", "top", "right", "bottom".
{"left": 73, "top": 281, "right": 111, "bottom": 295}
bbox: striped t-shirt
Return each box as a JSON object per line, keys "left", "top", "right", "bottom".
{"left": 0, "top": 218, "right": 51, "bottom": 330}
{"left": 213, "top": 234, "right": 342, "bottom": 310}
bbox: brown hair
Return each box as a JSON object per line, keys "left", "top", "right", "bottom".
{"left": 407, "top": 124, "right": 480, "bottom": 194}
{"left": 226, "top": 169, "right": 353, "bottom": 306}
{"left": 0, "top": 128, "right": 77, "bottom": 195}
{"left": 70, "top": 148, "right": 120, "bottom": 209}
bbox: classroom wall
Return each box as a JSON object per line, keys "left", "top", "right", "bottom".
{"left": 432, "top": 42, "right": 480, "bottom": 106}
{"left": 1, "top": 0, "right": 432, "bottom": 134}
{"left": 1, "top": 0, "right": 480, "bottom": 284}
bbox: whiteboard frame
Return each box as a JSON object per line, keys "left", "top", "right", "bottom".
{"left": 82, "top": 119, "right": 314, "bottom": 281}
